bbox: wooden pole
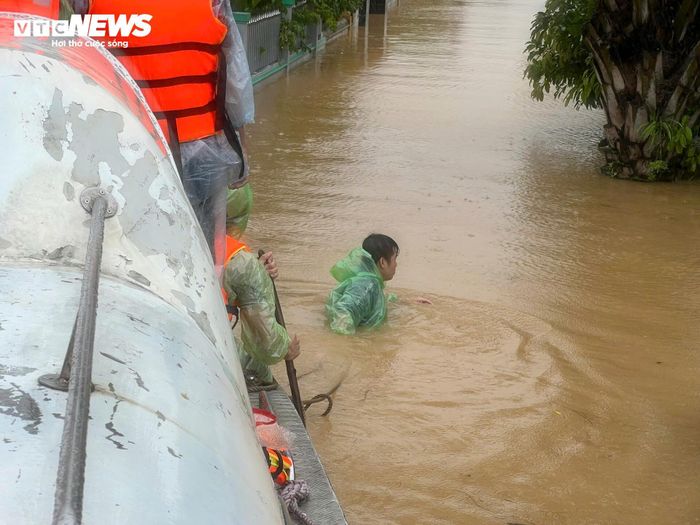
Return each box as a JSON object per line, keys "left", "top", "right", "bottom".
{"left": 258, "top": 250, "right": 306, "bottom": 426}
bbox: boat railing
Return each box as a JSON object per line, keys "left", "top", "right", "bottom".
{"left": 38, "top": 187, "right": 117, "bottom": 525}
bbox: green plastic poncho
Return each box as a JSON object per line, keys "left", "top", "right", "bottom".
{"left": 223, "top": 249, "right": 289, "bottom": 384}
{"left": 326, "top": 248, "right": 387, "bottom": 335}
{"left": 226, "top": 182, "right": 253, "bottom": 238}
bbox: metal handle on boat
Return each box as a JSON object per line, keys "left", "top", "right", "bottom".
{"left": 41, "top": 187, "right": 116, "bottom": 525}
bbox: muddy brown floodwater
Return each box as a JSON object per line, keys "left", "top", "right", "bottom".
{"left": 242, "top": 0, "right": 700, "bottom": 523}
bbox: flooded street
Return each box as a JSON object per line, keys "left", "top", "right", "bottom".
{"left": 244, "top": 0, "right": 700, "bottom": 523}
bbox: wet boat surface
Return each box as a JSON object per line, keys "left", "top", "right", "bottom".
{"left": 253, "top": 386, "right": 348, "bottom": 525}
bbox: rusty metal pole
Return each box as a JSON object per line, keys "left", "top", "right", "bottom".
{"left": 258, "top": 250, "right": 306, "bottom": 426}
{"left": 51, "top": 188, "right": 116, "bottom": 525}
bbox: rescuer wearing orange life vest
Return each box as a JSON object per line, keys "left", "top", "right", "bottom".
{"left": 221, "top": 233, "right": 301, "bottom": 386}
{"left": 74, "top": 0, "right": 255, "bottom": 266}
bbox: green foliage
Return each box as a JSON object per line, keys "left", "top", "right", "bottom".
{"left": 600, "top": 161, "right": 623, "bottom": 179}
{"left": 231, "top": 0, "right": 278, "bottom": 14}
{"left": 525, "top": 0, "right": 700, "bottom": 180}
{"left": 233, "top": 0, "right": 362, "bottom": 51}
{"left": 641, "top": 116, "right": 700, "bottom": 175}
{"left": 646, "top": 160, "right": 669, "bottom": 181}
{"left": 524, "top": 0, "right": 599, "bottom": 109}
{"left": 308, "top": 0, "right": 363, "bottom": 30}
{"left": 279, "top": 11, "right": 313, "bottom": 52}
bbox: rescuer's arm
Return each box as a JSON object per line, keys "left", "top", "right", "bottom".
{"left": 223, "top": 252, "right": 292, "bottom": 365}
{"left": 213, "top": 0, "right": 254, "bottom": 180}
{"left": 214, "top": 0, "right": 255, "bottom": 130}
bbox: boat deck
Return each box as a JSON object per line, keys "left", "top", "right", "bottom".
{"left": 253, "top": 387, "right": 347, "bottom": 525}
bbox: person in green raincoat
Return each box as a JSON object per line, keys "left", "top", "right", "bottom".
{"left": 326, "top": 234, "right": 399, "bottom": 335}
{"left": 223, "top": 187, "right": 300, "bottom": 386}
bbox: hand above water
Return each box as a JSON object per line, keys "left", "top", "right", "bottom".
{"left": 259, "top": 251, "right": 279, "bottom": 280}
{"left": 285, "top": 335, "right": 300, "bottom": 361}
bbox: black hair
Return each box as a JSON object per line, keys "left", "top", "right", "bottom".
{"left": 362, "top": 233, "right": 399, "bottom": 264}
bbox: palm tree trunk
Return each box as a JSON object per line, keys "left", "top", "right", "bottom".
{"left": 585, "top": 1, "right": 700, "bottom": 181}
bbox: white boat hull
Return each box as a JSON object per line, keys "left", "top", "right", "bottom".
{"left": 0, "top": 13, "right": 284, "bottom": 524}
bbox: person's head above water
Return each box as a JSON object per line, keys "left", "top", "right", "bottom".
{"left": 362, "top": 233, "right": 399, "bottom": 281}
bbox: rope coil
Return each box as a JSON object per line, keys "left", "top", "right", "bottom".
{"left": 279, "top": 480, "right": 313, "bottom": 525}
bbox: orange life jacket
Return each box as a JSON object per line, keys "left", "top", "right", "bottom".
{"left": 224, "top": 235, "right": 250, "bottom": 266}
{"left": 222, "top": 235, "right": 250, "bottom": 310}
{"left": 88, "top": 0, "right": 227, "bottom": 144}
{"left": 262, "top": 447, "right": 293, "bottom": 486}
{"left": 0, "top": 0, "right": 59, "bottom": 18}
